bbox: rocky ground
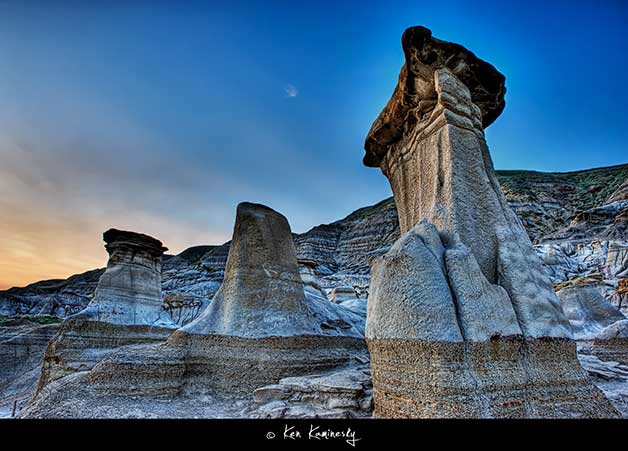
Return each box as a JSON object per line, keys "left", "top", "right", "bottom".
{"left": 578, "top": 344, "right": 628, "bottom": 416}
{"left": 0, "top": 315, "right": 61, "bottom": 417}
{"left": 1, "top": 163, "right": 627, "bottom": 418}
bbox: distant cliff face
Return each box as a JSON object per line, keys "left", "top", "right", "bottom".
{"left": 0, "top": 269, "right": 104, "bottom": 317}
{"left": 497, "top": 165, "right": 628, "bottom": 242}
{"left": 1, "top": 164, "right": 627, "bottom": 321}
{"left": 294, "top": 198, "right": 400, "bottom": 288}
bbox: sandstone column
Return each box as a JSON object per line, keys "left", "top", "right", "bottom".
{"left": 167, "top": 202, "right": 367, "bottom": 394}
{"left": 23, "top": 205, "right": 368, "bottom": 417}
{"left": 82, "top": 229, "right": 174, "bottom": 327}
{"left": 35, "top": 229, "right": 177, "bottom": 392}
{"left": 364, "top": 26, "right": 619, "bottom": 418}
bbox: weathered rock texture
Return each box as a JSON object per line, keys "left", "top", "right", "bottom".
{"left": 363, "top": 26, "right": 618, "bottom": 418}
{"left": 499, "top": 165, "right": 628, "bottom": 243}
{"left": 34, "top": 229, "right": 176, "bottom": 395}
{"left": 3, "top": 163, "right": 627, "bottom": 323}
{"left": 22, "top": 204, "right": 366, "bottom": 417}
{"left": 250, "top": 366, "right": 373, "bottom": 418}
{"left": 558, "top": 286, "right": 625, "bottom": 339}
{"left": 169, "top": 202, "right": 366, "bottom": 394}
{"left": 0, "top": 269, "right": 104, "bottom": 317}
{"left": 593, "top": 319, "right": 628, "bottom": 366}
{"left": 577, "top": 350, "right": 628, "bottom": 416}
{"left": 607, "top": 178, "right": 628, "bottom": 204}
{"left": 0, "top": 318, "right": 60, "bottom": 417}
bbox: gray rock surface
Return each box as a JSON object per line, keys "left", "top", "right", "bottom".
{"left": 180, "top": 203, "right": 363, "bottom": 338}
{"left": 250, "top": 366, "right": 373, "bottom": 418}
{"left": 363, "top": 25, "right": 617, "bottom": 418}
{"left": 549, "top": 200, "right": 628, "bottom": 242}
{"left": 22, "top": 203, "right": 368, "bottom": 418}
{"left": 597, "top": 319, "right": 628, "bottom": 340}
{"left": 445, "top": 242, "right": 522, "bottom": 341}
{"left": 329, "top": 287, "right": 358, "bottom": 304}
{"left": 591, "top": 320, "right": 628, "bottom": 367}
{"left": 367, "top": 221, "right": 462, "bottom": 342}
{"left": 558, "top": 286, "right": 625, "bottom": 339}
{"left": 79, "top": 229, "right": 176, "bottom": 328}
{"left": 0, "top": 318, "right": 61, "bottom": 417}
{"left": 578, "top": 351, "right": 628, "bottom": 416}
{"left": 32, "top": 229, "right": 176, "bottom": 396}
{"left": 338, "top": 298, "right": 367, "bottom": 317}
{"left": 0, "top": 269, "right": 104, "bottom": 317}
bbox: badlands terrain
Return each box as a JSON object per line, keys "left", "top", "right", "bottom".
{"left": 1, "top": 25, "right": 627, "bottom": 419}
{"left": 0, "top": 163, "right": 627, "bottom": 418}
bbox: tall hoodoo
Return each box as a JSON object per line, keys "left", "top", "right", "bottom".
{"left": 364, "top": 26, "right": 619, "bottom": 418}
{"left": 83, "top": 229, "right": 173, "bottom": 326}
{"left": 169, "top": 202, "right": 366, "bottom": 394}
{"left": 23, "top": 204, "right": 367, "bottom": 417}
{"left": 33, "top": 229, "right": 176, "bottom": 394}
{"left": 181, "top": 203, "right": 360, "bottom": 337}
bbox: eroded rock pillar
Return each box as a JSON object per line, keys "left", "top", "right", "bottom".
{"left": 363, "top": 26, "right": 619, "bottom": 418}
{"left": 83, "top": 229, "right": 174, "bottom": 326}
{"left": 167, "top": 202, "right": 367, "bottom": 394}
{"left": 35, "top": 229, "right": 176, "bottom": 393}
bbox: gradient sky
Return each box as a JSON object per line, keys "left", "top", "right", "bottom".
{"left": 1, "top": 0, "right": 627, "bottom": 289}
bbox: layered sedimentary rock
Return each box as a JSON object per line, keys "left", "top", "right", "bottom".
{"left": 160, "top": 245, "right": 217, "bottom": 323}
{"left": 35, "top": 229, "right": 176, "bottom": 392}
{"left": 549, "top": 201, "right": 628, "bottom": 242}
{"left": 294, "top": 198, "right": 400, "bottom": 289}
{"left": 250, "top": 367, "right": 373, "bottom": 418}
{"left": 169, "top": 202, "right": 366, "bottom": 394}
{"left": 608, "top": 179, "right": 628, "bottom": 204}
{"left": 606, "top": 242, "right": 628, "bottom": 278}
{"left": 0, "top": 318, "right": 61, "bottom": 417}
{"left": 363, "top": 26, "right": 618, "bottom": 418}
{"left": 22, "top": 204, "right": 366, "bottom": 418}
{"left": 3, "top": 162, "right": 627, "bottom": 323}
{"left": 593, "top": 320, "right": 628, "bottom": 366}
{"left": 0, "top": 269, "right": 104, "bottom": 317}
{"left": 330, "top": 287, "right": 358, "bottom": 303}
{"left": 297, "top": 259, "right": 329, "bottom": 302}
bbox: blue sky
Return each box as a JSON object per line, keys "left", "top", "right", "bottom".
{"left": 0, "top": 0, "right": 627, "bottom": 287}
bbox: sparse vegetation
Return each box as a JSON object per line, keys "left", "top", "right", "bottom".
{"left": 496, "top": 164, "right": 628, "bottom": 211}
{"left": 0, "top": 314, "right": 62, "bottom": 325}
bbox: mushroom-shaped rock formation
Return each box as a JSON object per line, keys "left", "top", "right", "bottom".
{"left": 81, "top": 229, "right": 174, "bottom": 327}
{"left": 22, "top": 204, "right": 367, "bottom": 417}
{"left": 364, "top": 26, "right": 618, "bottom": 418}
{"left": 363, "top": 26, "right": 505, "bottom": 169}
{"left": 168, "top": 202, "right": 366, "bottom": 394}
{"left": 34, "top": 229, "right": 177, "bottom": 393}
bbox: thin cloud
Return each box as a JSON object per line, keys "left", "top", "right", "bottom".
{"left": 284, "top": 83, "right": 298, "bottom": 98}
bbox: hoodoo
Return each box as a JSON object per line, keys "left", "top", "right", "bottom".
{"left": 34, "top": 229, "right": 176, "bottom": 393}
{"left": 81, "top": 229, "right": 174, "bottom": 326}
{"left": 168, "top": 202, "right": 366, "bottom": 394}
{"left": 364, "top": 26, "right": 619, "bottom": 418}
{"left": 22, "top": 204, "right": 366, "bottom": 417}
